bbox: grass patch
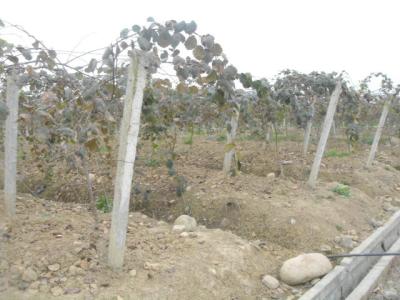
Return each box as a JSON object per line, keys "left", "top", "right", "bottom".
{"left": 96, "top": 194, "right": 112, "bottom": 213}
{"left": 183, "top": 134, "right": 193, "bottom": 145}
{"left": 335, "top": 224, "right": 344, "bottom": 232}
{"left": 332, "top": 184, "right": 351, "bottom": 198}
{"left": 145, "top": 158, "right": 160, "bottom": 167}
{"left": 325, "top": 149, "right": 351, "bottom": 158}
{"left": 216, "top": 134, "right": 226, "bottom": 142}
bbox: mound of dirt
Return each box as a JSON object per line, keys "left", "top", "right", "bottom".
{"left": 0, "top": 193, "right": 301, "bottom": 300}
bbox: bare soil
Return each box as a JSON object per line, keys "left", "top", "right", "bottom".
{"left": 1, "top": 131, "right": 400, "bottom": 299}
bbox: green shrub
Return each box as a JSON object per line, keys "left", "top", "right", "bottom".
{"left": 96, "top": 194, "right": 112, "bottom": 213}
{"left": 332, "top": 184, "right": 351, "bottom": 197}
{"left": 325, "top": 149, "right": 350, "bottom": 158}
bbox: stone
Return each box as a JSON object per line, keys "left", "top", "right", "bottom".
{"left": 180, "top": 232, "right": 189, "bottom": 238}
{"left": 172, "top": 225, "right": 186, "bottom": 233}
{"left": 64, "top": 287, "right": 81, "bottom": 294}
{"left": 339, "top": 235, "right": 354, "bottom": 249}
{"left": 29, "top": 281, "right": 40, "bottom": 290}
{"left": 173, "top": 215, "right": 197, "bottom": 232}
{"left": 68, "top": 265, "right": 85, "bottom": 276}
{"left": 22, "top": 267, "right": 38, "bottom": 282}
{"left": 262, "top": 275, "right": 280, "bottom": 289}
{"left": 143, "top": 262, "right": 160, "bottom": 271}
{"left": 383, "top": 202, "right": 397, "bottom": 212}
{"left": 39, "top": 283, "right": 50, "bottom": 293}
{"left": 369, "top": 218, "right": 384, "bottom": 228}
{"left": 48, "top": 263, "right": 60, "bottom": 272}
{"left": 50, "top": 286, "right": 64, "bottom": 296}
{"left": 320, "top": 244, "right": 332, "bottom": 253}
{"left": 129, "top": 269, "right": 137, "bottom": 277}
{"left": 267, "top": 173, "right": 275, "bottom": 179}
{"left": 279, "top": 253, "right": 333, "bottom": 285}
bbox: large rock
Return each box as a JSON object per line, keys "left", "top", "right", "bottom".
{"left": 279, "top": 253, "right": 332, "bottom": 285}
{"left": 173, "top": 215, "right": 197, "bottom": 232}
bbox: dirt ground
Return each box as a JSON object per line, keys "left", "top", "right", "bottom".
{"left": 1, "top": 130, "right": 400, "bottom": 299}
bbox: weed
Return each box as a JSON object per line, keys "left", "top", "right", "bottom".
{"left": 335, "top": 224, "right": 343, "bottom": 232}
{"left": 96, "top": 194, "right": 112, "bottom": 213}
{"left": 325, "top": 149, "right": 350, "bottom": 158}
{"left": 332, "top": 184, "right": 351, "bottom": 197}
{"left": 183, "top": 134, "right": 193, "bottom": 145}
{"left": 145, "top": 158, "right": 160, "bottom": 167}
{"left": 216, "top": 134, "right": 226, "bottom": 142}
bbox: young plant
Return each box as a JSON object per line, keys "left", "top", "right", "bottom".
{"left": 96, "top": 194, "right": 112, "bottom": 213}
{"left": 332, "top": 184, "right": 351, "bottom": 197}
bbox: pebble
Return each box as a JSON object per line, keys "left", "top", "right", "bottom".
{"left": 64, "top": 287, "right": 81, "bottom": 294}
{"left": 267, "top": 173, "right": 275, "bottom": 179}
{"left": 22, "top": 267, "right": 38, "bottom": 282}
{"left": 48, "top": 263, "right": 60, "bottom": 272}
{"left": 262, "top": 275, "right": 280, "bottom": 289}
{"left": 50, "top": 286, "right": 64, "bottom": 296}
{"left": 69, "top": 265, "right": 85, "bottom": 276}
{"left": 173, "top": 215, "right": 197, "bottom": 232}
{"left": 370, "top": 218, "right": 384, "bottom": 228}
{"left": 129, "top": 269, "right": 137, "bottom": 277}
{"left": 339, "top": 235, "right": 354, "bottom": 249}
{"left": 320, "top": 244, "right": 332, "bottom": 253}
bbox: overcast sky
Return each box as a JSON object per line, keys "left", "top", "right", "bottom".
{"left": 2, "top": 0, "right": 400, "bottom": 84}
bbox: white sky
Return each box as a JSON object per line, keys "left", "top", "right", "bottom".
{"left": 2, "top": 0, "right": 400, "bottom": 84}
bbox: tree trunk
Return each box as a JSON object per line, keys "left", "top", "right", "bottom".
{"left": 108, "top": 51, "right": 147, "bottom": 270}
{"left": 262, "top": 122, "right": 272, "bottom": 150}
{"left": 223, "top": 104, "right": 240, "bottom": 176}
{"left": 332, "top": 119, "right": 337, "bottom": 137}
{"left": 366, "top": 98, "right": 391, "bottom": 168}
{"left": 303, "top": 119, "right": 313, "bottom": 156}
{"left": 307, "top": 82, "right": 342, "bottom": 188}
{"left": 4, "top": 70, "right": 19, "bottom": 217}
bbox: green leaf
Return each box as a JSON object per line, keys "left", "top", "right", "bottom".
{"left": 239, "top": 73, "right": 253, "bottom": 88}
{"left": 185, "top": 21, "right": 197, "bottom": 34}
{"left": 205, "top": 70, "right": 218, "bottom": 83}
{"left": 157, "top": 29, "right": 172, "bottom": 48}
{"left": 85, "top": 58, "right": 97, "bottom": 73}
{"left": 16, "top": 46, "right": 32, "bottom": 60}
{"left": 7, "top": 55, "right": 19, "bottom": 64}
{"left": 138, "top": 36, "right": 152, "bottom": 51}
{"left": 147, "top": 16, "right": 155, "bottom": 22}
{"left": 184, "top": 35, "right": 197, "bottom": 50}
{"left": 132, "top": 25, "right": 141, "bottom": 33}
{"left": 48, "top": 50, "right": 57, "bottom": 59}
{"left": 211, "top": 43, "right": 223, "bottom": 56}
{"left": 0, "top": 19, "right": 4, "bottom": 27}
{"left": 32, "top": 40, "right": 39, "bottom": 49}
{"left": 120, "top": 28, "right": 129, "bottom": 38}
{"left": 85, "top": 138, "right": 99, "bottom": 152}
{"left": 174, "top": 21, "right": 186, "bottom": 32}
{"left": 201, "top": 34, "right": 214, "bottom": 48}
{"left": 193, "top": 45, "right": 205, "bottom": 60}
